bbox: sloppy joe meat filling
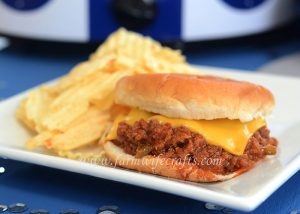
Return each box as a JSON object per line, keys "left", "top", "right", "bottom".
{"left": 111, "top": 119, "right": 278, "bottom": 175}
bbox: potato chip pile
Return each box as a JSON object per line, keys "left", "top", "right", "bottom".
{"left": 16, "top": 28, "right": 199, "bottom": 161}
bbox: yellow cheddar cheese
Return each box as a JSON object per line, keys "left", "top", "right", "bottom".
{"left": 107, "top": 108, "right": 266, "bottom": 156}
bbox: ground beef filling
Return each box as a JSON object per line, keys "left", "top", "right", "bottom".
{"left": 112, "top": 119, "right": 278, "bottom": 175}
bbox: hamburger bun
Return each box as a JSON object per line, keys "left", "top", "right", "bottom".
{"left": 104, "top": 141, "right": 250, "bottom": 182}
{"left": 115, "top": 73, "right": 275, "bottom": 122}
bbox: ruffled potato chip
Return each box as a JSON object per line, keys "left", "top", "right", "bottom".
{"left": 56, "top": 142, "right": 108, "bottom": 164}
{"left": 17, "top": 28, "right": 200, "bottom": 162}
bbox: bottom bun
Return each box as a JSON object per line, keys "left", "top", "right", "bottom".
{"left": 104, "top": 141, "right": 250, "bottom": 182}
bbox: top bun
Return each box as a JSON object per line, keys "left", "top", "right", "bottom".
{"left": 115, "top": 73, "right": 275, "bottom": 122}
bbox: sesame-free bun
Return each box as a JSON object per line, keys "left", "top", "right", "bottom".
{"left": 104, "top": 141, "right": 249, "bottom": 182}
{"left": 115, "top": 73, "right": 275, "bottom": 122}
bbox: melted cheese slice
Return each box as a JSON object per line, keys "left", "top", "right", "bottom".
{"left": 107, "top": 108, "right": 266, "bottom": 156}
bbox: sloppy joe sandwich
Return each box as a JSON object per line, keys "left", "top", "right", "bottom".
{"left": 104, "top": 73, "right": 278, "bottom": 182}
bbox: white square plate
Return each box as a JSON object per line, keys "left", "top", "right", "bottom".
{"left": 0, "top": 66, "right": 299, "bottom": 212}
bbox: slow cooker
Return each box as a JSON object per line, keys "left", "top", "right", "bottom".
{"left": 0, "top": 0, "right": 295, "bottom": 43}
